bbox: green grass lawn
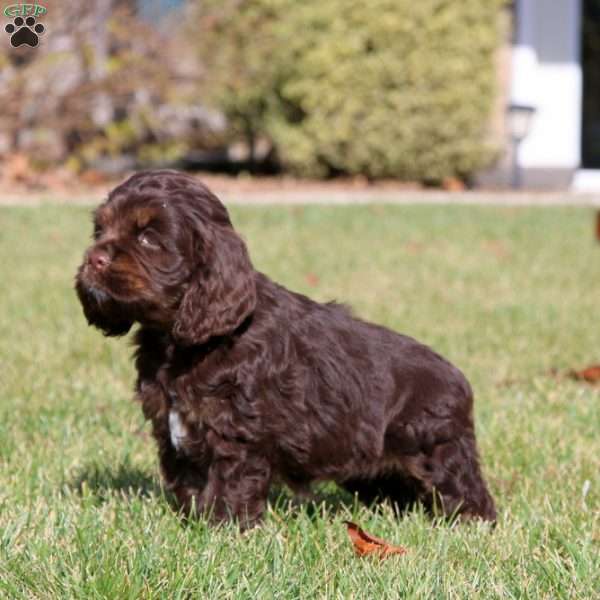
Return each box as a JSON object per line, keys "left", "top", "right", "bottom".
{"left": 1, "top": 203, "right": 599, "bottom": 598}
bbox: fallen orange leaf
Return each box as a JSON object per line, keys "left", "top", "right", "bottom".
{"left": 305, "top": 272, "right": 320, "bottom": 287}
{"left": 441, "top": 176, "right": 466, "bottom": 192}
{"left": 570, "top": 365, "right": 600, "bottom": 383}
{"left": 343, "top": 521, "right": 407, "bottom": 559}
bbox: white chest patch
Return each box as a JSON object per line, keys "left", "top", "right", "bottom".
{"left": 168, "top": 410, "right": 188, "bottom": 452}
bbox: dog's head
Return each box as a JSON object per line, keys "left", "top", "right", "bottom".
{"left": 75, "top": 170, "right": 257, "bottom": 345}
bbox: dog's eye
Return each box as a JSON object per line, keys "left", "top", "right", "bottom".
{"left": 138, "top": 229, "right": 160, "bottom": 249}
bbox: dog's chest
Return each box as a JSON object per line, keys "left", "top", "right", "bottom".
{"left": 164, "top": 384, "right": 230, "bottom": 455}
{"left": 168, "top": 409, "right": 189, "bottom": 452}
{"left": 135, "top": 338, "right": 243, "bottom": 455}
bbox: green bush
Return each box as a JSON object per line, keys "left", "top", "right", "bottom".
{"left": 196, "top": 0, "right": 504, "bottom": 180}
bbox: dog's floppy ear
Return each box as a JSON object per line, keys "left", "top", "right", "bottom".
{"left": 172, "top": 224, "right": 257, "bottom": 346}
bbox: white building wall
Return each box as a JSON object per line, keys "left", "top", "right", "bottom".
{"left": 512, "top": 0, "right": 582, "bottom": 172}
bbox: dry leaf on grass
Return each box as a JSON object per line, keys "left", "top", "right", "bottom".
{"left": 441, "top": 176, "right": 465, "bottom": 192}
{"left": 305, "top": 273, "right": 320, "bottom": 287}
{"left": 569, "top": 365, "right": 600, "bottom": 384}
{"left": 343, "top": 521, "right": 407, "bottom": 559}
{"left": 2, "top": 153, "right": 30, "bottom": 183}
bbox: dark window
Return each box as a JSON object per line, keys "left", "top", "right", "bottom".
{"left": 582, "top": 1, "right": 600, "bottom": 168}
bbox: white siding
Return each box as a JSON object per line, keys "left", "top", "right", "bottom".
{"left": 512, "top": 0, "right": 582, "bottom": 170}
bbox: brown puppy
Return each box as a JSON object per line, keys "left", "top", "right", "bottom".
{"left": 75, "top": 170, "right": 496, "bottom": 528}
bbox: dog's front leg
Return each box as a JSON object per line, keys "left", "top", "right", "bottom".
{"left": 154, "top": 433, "right": 210, "bottom": 513}
{"left": 193, "top": 448, "right": 272, "bottom": 529}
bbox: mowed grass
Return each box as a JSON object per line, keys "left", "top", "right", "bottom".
{"left": 0, "top": 202, "right": 599, "bottom": 599}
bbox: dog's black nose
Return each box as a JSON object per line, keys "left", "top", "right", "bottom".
{"left": 88, "top": 249, "right": 110, "bottom": 272}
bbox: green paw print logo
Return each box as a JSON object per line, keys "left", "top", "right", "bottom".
{"left": 4, "top": 3, "right": 47, "bottom": 48}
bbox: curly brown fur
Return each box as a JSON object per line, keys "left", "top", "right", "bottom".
{"left": 75, "top": 169, "right": 496, "bottom": 528}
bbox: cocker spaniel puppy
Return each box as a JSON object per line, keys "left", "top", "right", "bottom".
{"left": 75, "top": 170, "right": 496, "bottom": 527}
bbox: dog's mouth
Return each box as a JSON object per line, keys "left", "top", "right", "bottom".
{"left": 75, "top": 269, "right": 137, "bottom": 337}
{"left": 77, "top": 262, "right": 140, "bottom": 304}
{"left": 76, "top": 270, "right": 122, "bottom": 311}
{"left": 76, "top": 265, "right": 115, "bottom": 303}
{"left": 83, "top": 281, "right": 111, "bottom": 304}
{"left": 76, "top": 262, "right": 177, "bottom": 335}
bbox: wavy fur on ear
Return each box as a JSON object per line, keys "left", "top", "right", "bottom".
{"left": 172, "top": 224, "right": 257, "bottom": 346}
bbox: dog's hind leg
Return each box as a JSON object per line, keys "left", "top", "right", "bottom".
{"left": 401, "top": 434, "right": 497, "bottom": 522}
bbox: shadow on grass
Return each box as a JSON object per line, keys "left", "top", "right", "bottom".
{"left": 68, "top": 463, "right": 383, "bottom": 525}
{"left": 68, "top": 462, "right": 162, "bottom": 503}
{"left": 267, "top": 485, "right": 447, "bottom": 525}
{"left": 67, "top": 464, "right": 433, "bottom": 528}
{"left": 267, "top": 484, "right": 357, "bottom": 520}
